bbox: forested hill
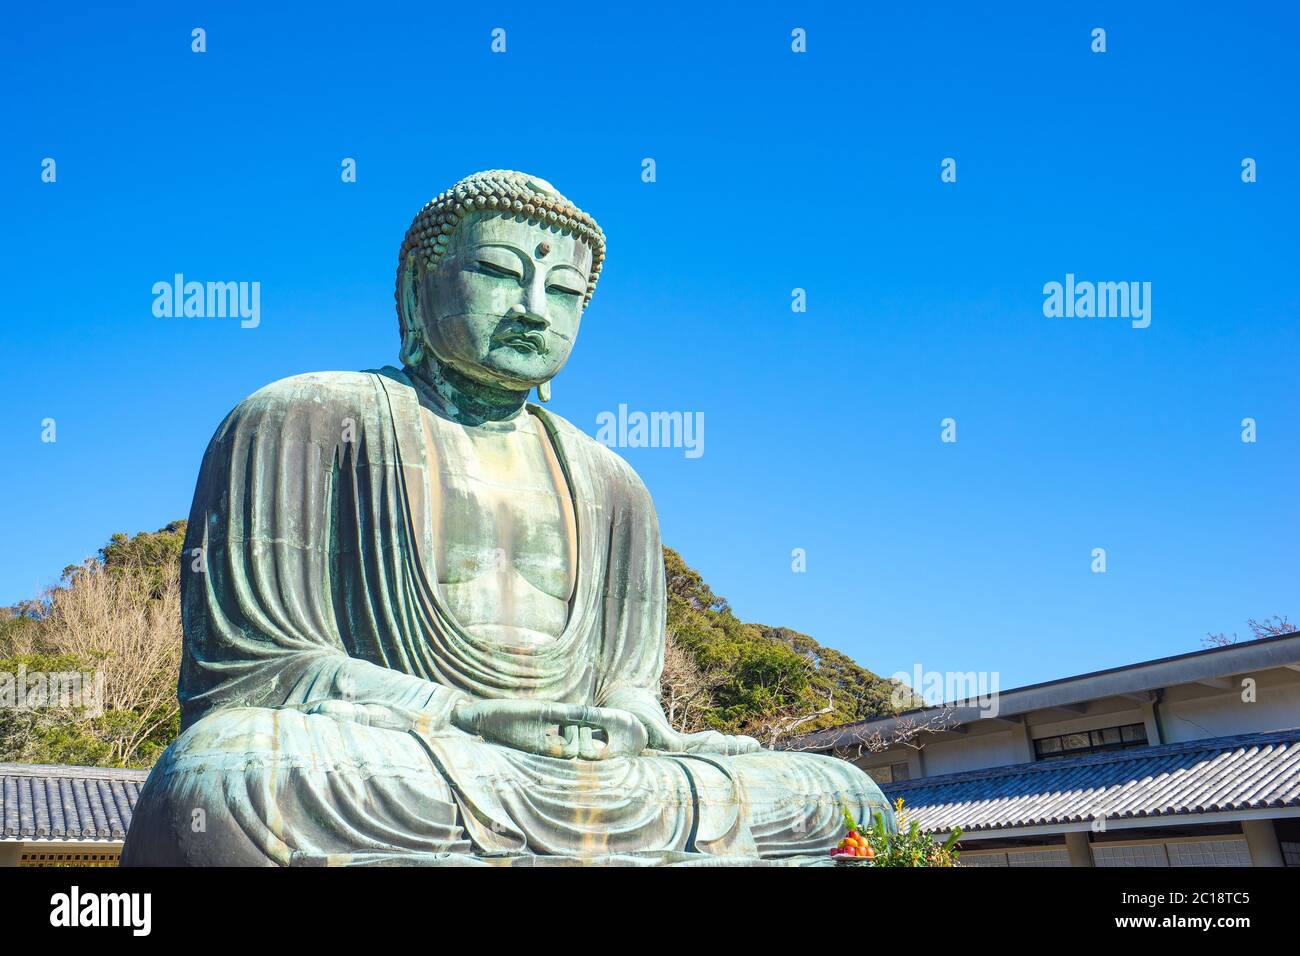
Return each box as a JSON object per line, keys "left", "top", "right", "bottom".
{"left": 663, "top": 547, "right": 914, "bottom": 741}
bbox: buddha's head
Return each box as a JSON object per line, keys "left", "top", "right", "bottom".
{"left": 395, "top": 170, "right": 606, "bottom": 398}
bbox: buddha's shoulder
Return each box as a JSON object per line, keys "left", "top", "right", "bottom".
{"left": 226, "top": 369, "right": 402, "bottom": 424}
{"left": 243, "top": 368, "right": 402, "bottom": 403}
{"left": 533, "top": 408, "right": 651, "bottom": 497}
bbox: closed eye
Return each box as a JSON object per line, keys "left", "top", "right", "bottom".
{"left": 547, "top": 283, "right": 583, "bottom": 296}
{"left": 476, "top": 260, "right": 523, "bottom": 280}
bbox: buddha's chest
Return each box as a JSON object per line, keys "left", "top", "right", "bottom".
{"left": 419, "top": 410, "right": 577, "bottom": 643}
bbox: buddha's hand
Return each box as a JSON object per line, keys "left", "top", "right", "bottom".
{"left": 649, "top": 727, "right": 764, "bottom": 756}
{"left": 450, "top": 699, "right": 648, "bottom": 761}
{"left": 304, "top": 700, "right": 427, "bottom": 732}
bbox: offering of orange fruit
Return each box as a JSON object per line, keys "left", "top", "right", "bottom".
{"left": 831, "top": 830, "right": 874, "bottom": 860}
{"left": 831, "top": 804, "right": 876, "bottom": 861}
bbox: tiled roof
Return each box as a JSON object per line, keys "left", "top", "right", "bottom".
{"left": 0, "top": 763, "right": 149, "bottom": 842}
{"left": 883, "top": 729, "right": 1300, "bottom": 835}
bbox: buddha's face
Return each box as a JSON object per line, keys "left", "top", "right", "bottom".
{"left": 413, "top": 211, "right": 593, "bottom": 392}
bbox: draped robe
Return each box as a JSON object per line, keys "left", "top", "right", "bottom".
{"left": 122, "top": 368, "right": 892, "bottom": 866}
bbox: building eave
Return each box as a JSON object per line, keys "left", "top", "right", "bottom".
{"left": 792, "top": 630, "right": 1300, "bottom": 751}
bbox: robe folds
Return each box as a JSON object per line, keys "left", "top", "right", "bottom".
{"left": 122, "top": 367, "right": 893, "bottom": 866}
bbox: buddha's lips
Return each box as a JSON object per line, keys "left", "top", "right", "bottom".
{"left": 495, "top": 330, "right": 548, "bottom": 355}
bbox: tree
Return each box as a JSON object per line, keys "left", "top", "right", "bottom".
{"left": 661, "top": 547, "right": 917, "bottom": 743}
{"left": 1204, "top": 615, "right": 1295, "bottom": 648}
{"left": 0, "top": 524, "right": 185, "bottom": 767}
{"left": 659, "top": 628, "right": 727, "bottom": 734}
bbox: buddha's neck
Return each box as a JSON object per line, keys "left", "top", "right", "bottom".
{"left": 408, "top": 360, "right": 530, "bottom": 427}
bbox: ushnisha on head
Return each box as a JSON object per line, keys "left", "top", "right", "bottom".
{"left": 395, "top": 170, "right": 606, "bottom": 402}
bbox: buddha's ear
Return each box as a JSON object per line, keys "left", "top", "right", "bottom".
{"left": 398, "top": 253, "right": 427, "bottom": 366}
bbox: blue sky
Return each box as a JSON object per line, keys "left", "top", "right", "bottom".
{"left": 2, "top": 2, "right": 1296, "bottom": 694}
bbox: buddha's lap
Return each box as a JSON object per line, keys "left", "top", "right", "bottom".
{"left": 145, "top": 705, "right": 886, "bottom": 819}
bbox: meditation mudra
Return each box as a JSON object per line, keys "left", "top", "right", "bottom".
{"left": 123, "top": 170, "right": 892, "bottom": 865}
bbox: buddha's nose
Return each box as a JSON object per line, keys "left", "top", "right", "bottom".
{"left": 508, "top": 297, "right": 549, "bottom": 329}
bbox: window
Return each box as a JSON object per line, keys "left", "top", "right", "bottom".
{"left": 1006, "top": 848, "right": 1071, "bottom": 867}
{"left": 1061, "top": 732, "right": 1091, "bottom": 751}
{"left": 958, "top": 847, "right": 1071, "bottom": 867}
{"left": 19, "top": 849, "right": 121, "bottom": 867}
{"left": 1166, "top": 839, "right": 1251, "bottom": 867}
{"left": 1094, "top": 839, "right": 1251, "bottom": 868}
{"left": 960, "top": 852, "right": 1009, "bottom": 866}
{"left": 865, "top": 761, "right": 910, "bottom": 784}
{"left": 1093, "top": 843, "right": 1169, "bottom": 867}
{"left": 1034, "top": 722, "right": 1148, "bottom": 760}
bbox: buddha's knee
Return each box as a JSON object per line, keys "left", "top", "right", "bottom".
{"left": 123, "top": 706, "right": 462, "bottom": 866}
{"left": 728, "top": 750, "right": 894, "bottom": 834}
{"left": 124, "top": 707, "right": 292, "bottom": 865}
{"left": 781, "top": 751, "right": 892, "bottom": 820}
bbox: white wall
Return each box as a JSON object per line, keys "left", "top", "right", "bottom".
{"left": 1162, "top": 676, "right": 1300, "bottom": 742}
{"left": 916, "top": 727, "right": 1027, "bottom": 777}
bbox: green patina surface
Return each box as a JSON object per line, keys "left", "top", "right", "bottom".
{"left": 121, "top": 170, "right": 893, "bottom": 866}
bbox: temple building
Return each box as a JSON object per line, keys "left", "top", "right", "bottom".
{"left": 791, "top": 631, "right": 1300, "bottom": 866}
{"left": 0, "top": 763, "right": 145, "bottom": 866}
